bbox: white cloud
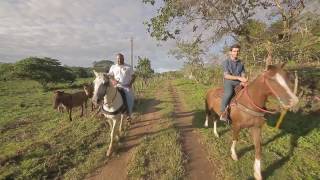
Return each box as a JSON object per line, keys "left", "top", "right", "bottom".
{"left": 0, "top": 0, "right": 183, "bottom": 71}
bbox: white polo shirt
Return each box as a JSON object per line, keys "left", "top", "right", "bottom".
{"left": 108, "top": 63, "right": 134, "bottom": 87}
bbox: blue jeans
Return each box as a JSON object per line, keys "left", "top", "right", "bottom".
{"left": 121, "top": 87, "right": 134, "bottom": 116}
{"left": 221, "top": 80, "right": 240, "bottom": 113}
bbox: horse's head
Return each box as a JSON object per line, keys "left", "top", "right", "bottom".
{"left": 92, "top": 70, "right": 113, "bottom": 106}
{"left": 53, "top": 90, "right": 64, "bottom": 109}
{"left": 263, "top": 63, "right": 299, "bottom": 109}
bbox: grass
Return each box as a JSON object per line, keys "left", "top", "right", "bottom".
{"left": 0, "top": 78, "right": 110, "bottom": 179}
{"left": 172, "top": 66, "right": 320, "bottom": 179}
{"left": 127, "top": 80, "right": 185, "bottom": 180}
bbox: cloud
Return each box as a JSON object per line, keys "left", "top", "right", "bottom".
{"left": 0, "top": 0, "right": 183, "bottom": 71}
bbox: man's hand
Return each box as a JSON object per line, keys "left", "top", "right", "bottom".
{"left": 111, "top": 79, "right": 118, "bottom": 86}
{"left": 238, "top": 77, "right": 248, "bottom": 83}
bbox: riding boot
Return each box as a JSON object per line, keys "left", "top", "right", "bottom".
{"left": 220, "top": 106, "right": 230, "bottom": 124}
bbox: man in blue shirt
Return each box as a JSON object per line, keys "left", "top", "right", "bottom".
{"left": 220, "top": 44, "right": 248, "bottom": 122}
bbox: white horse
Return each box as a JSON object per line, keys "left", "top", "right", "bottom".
{"left": 92, "top": 70, "right": 128, "bottom": 156}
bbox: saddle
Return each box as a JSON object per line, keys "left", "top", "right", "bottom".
{"left": 100, "top": 87, "right": 129, "bottom": 116}
{"left": 222, "top": 85, "right": 244, "bottom": 124}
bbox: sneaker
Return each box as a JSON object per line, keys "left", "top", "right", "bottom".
{"left": 219, "top": 110, "right": 228, "bottom": 122}
{"left": 220, "top": 114, "right": 227, "bottom": 122}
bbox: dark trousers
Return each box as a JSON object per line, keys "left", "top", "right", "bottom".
{"left": 221, "top": 80, "right": 240, "bottom": 113}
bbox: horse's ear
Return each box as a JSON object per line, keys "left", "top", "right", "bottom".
{"left": 93, "top": 70, "right": 99, "bottom": 77}
{"left": 54, "top": 90, "right": 64, "bottom": 94}
{"left": 108, "top": 74, "right": 115, "bottom": 81}
{"left": 266, "top": 65, "right": 275, "bottom": 71}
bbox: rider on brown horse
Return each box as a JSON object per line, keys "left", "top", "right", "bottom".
{"left": 220, "top": 44, "right": 248, "bottom": 122}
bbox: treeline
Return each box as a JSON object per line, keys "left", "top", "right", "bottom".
{"left": 0, "top": 57, "right": 115, "bottom": 89}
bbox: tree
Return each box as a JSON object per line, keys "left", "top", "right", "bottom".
{"left": 14, "top": 57, "right": 76, "bottom": 89}
{"left": 68, "top": 66, "right": 93, "bottom": 78}
{"left": 135, "top": 57, "right": 154, "bottom": 84}
{"left": 93, "top": 60, "right": 114, "bottom": 72}
{"left": 143, "top": 0, "right": 273, "bottom": 43}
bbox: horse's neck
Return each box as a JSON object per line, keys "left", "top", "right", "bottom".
{"left": 241, "top": 75, "right": 269, "bottom": 108}
{"left": 104, "top": 83, "right": 122, "bottom": 107}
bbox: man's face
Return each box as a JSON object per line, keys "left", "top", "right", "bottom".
{"left": 117, "top": 55, "right": 124, "bottom": 65}
{"left": 230, "top": 48, "right": 240, "bottom": 60}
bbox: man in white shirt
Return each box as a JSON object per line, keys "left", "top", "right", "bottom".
{"left": 108, "top": 53, "right": 135, "bottom": 119}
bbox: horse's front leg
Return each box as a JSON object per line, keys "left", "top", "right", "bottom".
{"left": 107, "top": 119, "right": 117, "bottom": 157}
{"left": 68, "top": 108, "right": 72, "bottom": 121}
{"left": 252, "top": 127, "right": 262, "bottom": 180}
{"left": 231, "top": 125, "right": 240, "bottom": 161}
{"left": 119, "top": 114, "right": 124, "bottom": 134}
{"left": 213, "top": 120, "right": 219, "bottom": 137}
{"left": 80, "top": 104, "right": 84, "bottom": 117}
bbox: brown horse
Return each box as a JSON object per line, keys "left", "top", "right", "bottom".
{"left": 204, "top": 64, "right": 298, "bottom": 180}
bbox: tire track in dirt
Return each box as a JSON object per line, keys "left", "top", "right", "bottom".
{"left": 86, "top": 91, "right": 163, "bottom": 180}
{"left": 169, "top": 83, "right": 218, "bottom": 180}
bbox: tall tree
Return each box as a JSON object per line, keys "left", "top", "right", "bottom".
{"left": 135, "top": 56, "right": 154, "bottom": 84}
{"left": 14, "top": 57, "right": 76, "bottom": 89}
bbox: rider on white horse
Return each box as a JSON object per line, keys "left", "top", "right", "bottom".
{"left": 108, "top": 53, "right": 135, "bottom": 120}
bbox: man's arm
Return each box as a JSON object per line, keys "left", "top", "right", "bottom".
{"left": 224, "top": 73, "right": 247, "bottom": 82}
{"left": 222, "top": 60, "right": 247, "bottom": 82}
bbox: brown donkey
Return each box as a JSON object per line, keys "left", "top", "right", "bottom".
{"left": 53, "top": 90, "right": 88, "bottom": 121}
{"left": 204, "top": 64, "right": 298, "bottom": 180}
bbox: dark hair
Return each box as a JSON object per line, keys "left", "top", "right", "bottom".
{"left": 117, "top": 53, "right": 124, "bottom": 61}
{"left": 230, "top": 44, "right": 241, "bottom": 51}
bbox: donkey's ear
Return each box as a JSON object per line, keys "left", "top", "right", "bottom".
{"left": 93, "top": 70, "right": 99, "bottom": 77}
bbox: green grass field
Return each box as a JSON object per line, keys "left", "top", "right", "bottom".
{"left": 0, "top": 67, "right": 319, "bottom": 179}
{"left": 0, "top": 79, "right": 114, "bottom": 179}
{"left": 0, "top": 77, "right": 185, "bottom": 179}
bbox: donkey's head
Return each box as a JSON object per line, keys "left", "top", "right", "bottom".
{"left": 263, "top": 64, "right": 299, "bottom": 109}
{"left": 92, "top": 70, "right": 113, "bottom": 106}
{"left": 83, "top": 83, "right": 94, "bottom": 98}
{"left": 53, "top": 90, "right": 65, "bottom": 109}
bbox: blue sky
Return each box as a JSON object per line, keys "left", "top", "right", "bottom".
{"left": 0, "top": 0, "right": 183, "bottom": 72}
{"left": 0, "top": 1, "right": 317, "bottom": 72}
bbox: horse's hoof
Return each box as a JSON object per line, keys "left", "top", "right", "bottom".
{"left": 254, "top": 172, "right": 262, "bottom": 180}
{"left": 231, "top": 154, "right": 238, "bottom": 161}
{"left": 214, "top": 133, "right": 219, "bottom": 138}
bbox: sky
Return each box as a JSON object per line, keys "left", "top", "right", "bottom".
{"left": 0, "top": 0, "right": 183, "bottom": 72}
{"left": 0, "top": 1, "right": 317, "bottom": 72}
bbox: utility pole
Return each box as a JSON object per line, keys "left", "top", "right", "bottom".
{"left": 130, "top": 37, "right": 133, "bottom": 67}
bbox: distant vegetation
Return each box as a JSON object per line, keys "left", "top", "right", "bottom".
{"left": 135, "top": 56, "right": 155, "bottom": 84}
{"left": 92, "top": 59, "right": 114, "bottom": 72}
{"left": 0, "top": 58, "right": 117, "bottom": 90}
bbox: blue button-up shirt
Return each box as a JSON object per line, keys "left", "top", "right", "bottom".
{"left": 222, "top": 58, "right": 245, "bottom": 78}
